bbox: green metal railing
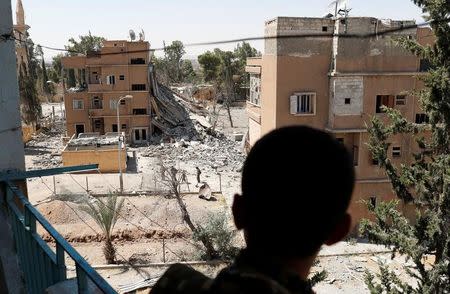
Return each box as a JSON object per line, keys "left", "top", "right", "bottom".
{"left": 1, "top": 167, "right": 116, "bottom": 293}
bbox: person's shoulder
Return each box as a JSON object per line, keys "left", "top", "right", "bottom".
{"left": 151, "top": 264, "right": 212, "bottom": 294}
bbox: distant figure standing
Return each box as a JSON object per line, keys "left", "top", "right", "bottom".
{"left": 195, "top": 167, "right": 201, "bottom": 187}
{"left": 152, "top": 126, "right": 355, "bottom": 294}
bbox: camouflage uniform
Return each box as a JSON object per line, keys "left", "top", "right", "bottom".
{"left": 151, "top": 250, "right": 314, "bottom": 294}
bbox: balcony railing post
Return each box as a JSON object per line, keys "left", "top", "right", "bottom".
{"left": 76, "top": 265, "right": 88, "bottom": 294}
{"left": 56, "top": 243, "right": 67, "bottom": 282}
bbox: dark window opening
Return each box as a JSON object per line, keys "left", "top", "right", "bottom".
{"left": 120, "top": 99, "right": 126, "bottom": 105}
{"left": 112, "top": 124, "right": 118, "bottom": 132}
{"left": 369, "top": 196, "right": 377, "bottom": 207}
{"left": 415, "top": 113, "right": 429, "bottom": 124}
{"left": 134, "top": 129, "right": 140, "bottom": 141}
{"left": 132, "top": 84, "right": 146, "bottom": 91}
{"left": 75, "top": 124, "right": 85, "bottom": 136}
{"left": 133, "top": 108, "right": 147, "bottom": 115}
{"left": 420, "top": 59, "right": 432, "bottom": 72}
{"left": 130, "top": 58, "right": 145, "bottom": 64}
{"left": 142, "top": 129, "right": 147, "bottom": 140}
{"left": 337, "top": 138, "right": 344, "bottom": 143}
{"left": 345, "top": 98, "right": 351, "bottom": 105}
{"left": 376, "top": 95, "right": 395, "bottom": 113}
{"left": 119, "top": 75, "right": 125, "bottom": 80}
{"left": 392, "top": 146, "right": 401, "bottom": 158}
{"left": 92, "top": 97, "right": 103, "bottom": 109}
{"left": 322, "top": 26, "right": 328, "bottom": 32}
{"left": 121, "top": 124, "right": 127, "bottom": 130}
{"left": 395, "top": 95, "right": 406, "bottom": 106}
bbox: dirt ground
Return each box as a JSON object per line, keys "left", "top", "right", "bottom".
{"left": 24, "top": 103, "right": 419, "bottom": 293}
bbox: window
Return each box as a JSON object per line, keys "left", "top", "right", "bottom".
{"left": 415, "top": 113, "right": 429, "bottom": 124}
{"left": 132, "top": 84, "right": 146, "bottom": 91}
{"left": 392, "top": 146, "right": 401, "bottom": 158}
{"left": 369, "top": 196, "right": 377, "bottom": 208}
{"left": 112, "top": 124, "right": 118, "bottom": 132}
{"left": 119, "top": 75, "right": 125, "bottom": 80}
{"left": 94, "top": 119, "right": 102, "bottom": 129}
{"left": 121, "top": 124, "right": 127, "bottom": 130}
{"left": 133, "top": 108, "right": 147, "bottom": 115}
{"left": 395, "top": 95, "right": 406, "bottom": 106}
{"left": 249, "top": 74, "right": 261, "bottom": 105}
{"left": 376, "top": 95, "right": 395, "bottom": 113}
{"left": 73, "top": 99, "right": 84, "bottom": 110}
{"left": 344, "top": 98, "right": 351, "bottom": 105}
{"left": 322, "top": 26, "right": 328, "bottom": 32}
{"left": 130, "top": 58, "right": 145, "bottom": 64}
{"left": 120, "top": 99, "right": 126, "bottom": 105}
{"left": 110, "top": 99, "right": 118, "bottom": 110}
{"left": 290, "top": 93, "right": 315, "bottom": 115}
{"left": 92, "top": 97, "right": 102, "bottom": 109}
{"left": 337, "top": 138, "right": 344, "bottom": 143}
{"left": 106, "top": 75, "right": 115, "bottom": 85}
{"left": 420, "top": 59, "right": 432, "bottom": 72}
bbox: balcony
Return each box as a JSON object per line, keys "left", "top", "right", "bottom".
{"left": 0, "top": 165, "right": 116, "bottom": 293}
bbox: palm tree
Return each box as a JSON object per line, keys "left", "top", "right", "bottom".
{"left": 81, "top": 194, "right": 124, "bottom": 264}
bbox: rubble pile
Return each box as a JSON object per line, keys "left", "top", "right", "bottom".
{"left": 26, "top": 125, "right": 64, "bottom": 170}
{"left": 142, "top": 134, "right": 245, "bottom": 172}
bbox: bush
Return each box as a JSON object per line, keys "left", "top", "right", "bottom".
{"left": 193, "top": 213, "right": 239, "bottom": 261}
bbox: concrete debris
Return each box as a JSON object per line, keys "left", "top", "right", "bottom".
{"left": 142, "top": 133, "right": 245, "bottom": 173}
{"left": 68, "top": 136, "right": 119, "bottom": 147}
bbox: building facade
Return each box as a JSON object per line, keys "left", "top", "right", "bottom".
{"left": 62, "top": 40, "right": 153, "bottom": 144}
{"left": 246, "top": 17, "right": 434, "bottom": 230}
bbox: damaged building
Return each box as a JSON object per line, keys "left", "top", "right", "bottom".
{"left": 245, "top": 16, "right": 434, "bottom": 229}
{"left": 62, "top": 40, "right": 154, "bottom": 144}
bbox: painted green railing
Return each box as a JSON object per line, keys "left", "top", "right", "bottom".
{"left": 3, "top": 181, "right": 116, "bottom": 294}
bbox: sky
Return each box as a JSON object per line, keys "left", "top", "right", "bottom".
{"left": 13, "top": 0, "right": 426, "bottom": 60}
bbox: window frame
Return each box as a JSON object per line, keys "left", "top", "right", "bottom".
{"left": 395, "top": 95, "right": 407, "bottom": 106}
{"left": 72, "top": 99, "right": 84, "bottom": 110}
{"left": 392, "top": 146, "right": 402, "bottom": 158}
{"left": 290, "top": 92, "right": 316, "bottom": 116}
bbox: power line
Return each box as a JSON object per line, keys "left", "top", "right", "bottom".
{"left": 3, "top": 18, "right": 448, "bottom": 56}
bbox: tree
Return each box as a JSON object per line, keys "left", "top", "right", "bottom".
{"left": 48, "top": 54, "right": 63, "bottom": 83}
{"left": 18, "top": 37, "right": 41, "bottom": 124}
{"left": 181, "top": 59, "right": 197, "bottom": 83}
{"left": 35, "top": 45, "right": 51, "bottom": 95}
{"left": 66, "top": 32, "right": 105, "bottom": 86}
{"left": 158, "top": 164, "right": 220, "bottom": 260}
{"left": 198, "top": 51, "right": 221, "bottom": 82}
{"left": 81, "top": 194, "right": 124, "bottom": 264}
{"left": 360, "top": 1, "right": 450, "bottom": 292}
{"left": 66, "top": 31, "right": 105, "bottom": 55}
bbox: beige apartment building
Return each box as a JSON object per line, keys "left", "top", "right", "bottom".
{"left": 62, "top": 40, "right": 153, "bottom": 144}
{"left": 246, "top": 16, "right": 434, "bottom": 230}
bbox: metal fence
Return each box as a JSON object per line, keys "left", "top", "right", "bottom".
{"left": 3, "top": 181, "right": 116, "bottom": 294}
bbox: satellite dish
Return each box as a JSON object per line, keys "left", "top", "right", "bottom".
{"left": 139, "top": 29, "right": 145, "bottom": 42}
{"left": 328, "top": 0, "right": 349, "bottom": 17}
{"left": 129, "top": 29, "right": 136, "bottom": 41}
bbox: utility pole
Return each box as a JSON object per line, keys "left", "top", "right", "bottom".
{"left": 0, "top": 0, "right": 26, "bottom": 173}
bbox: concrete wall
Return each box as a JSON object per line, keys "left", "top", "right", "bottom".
{"left": 0, "top": 1, "right": 25, "bottom": 172}
{"left": 62, "top": 148, "right": 126, "bottom": 173}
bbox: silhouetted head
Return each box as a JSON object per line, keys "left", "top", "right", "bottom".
{"left": 233, "top": 126, "right": 355, "bottom": 259}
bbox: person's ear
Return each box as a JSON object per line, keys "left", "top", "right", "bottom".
{"left": 325, "top": 213, "right": 351, "bottom": 246}
{"left": 232, "top": 194, "right": 246, "bottom": 230}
